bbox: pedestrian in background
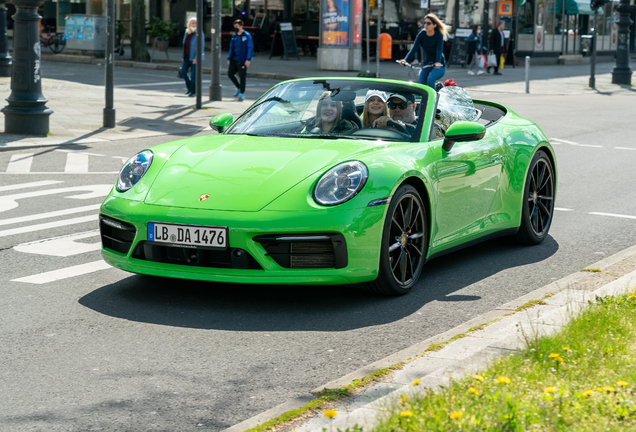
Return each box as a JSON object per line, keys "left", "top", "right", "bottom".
{"left": 489, "top": 21, "right": 505, "bottom": 75}
{"left": 400, "top": 13, "right": 448, "bottom": 89}
{"left": 181, "top": 17, "right": 204, "bottom": 97}
{"left": 227, "top": 19, "right": 253, "bottom": 102}
{"left": 466, "top": 24, "right": 484, "bottom": 75}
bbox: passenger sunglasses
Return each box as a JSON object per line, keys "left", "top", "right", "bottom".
{"left": 388, "top": 101, "right": 408, "bottom": 110}
{"left": 423, "top": 21, "right": 434, "bottom": 25}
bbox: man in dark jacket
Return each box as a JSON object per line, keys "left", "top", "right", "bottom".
{"left": 489, "top": 21, "right": 506, "bottom": 75}
{"left": 227, "top": 19, "right": 253, "bottom": 102}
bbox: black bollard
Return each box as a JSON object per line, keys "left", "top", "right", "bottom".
{"left": 2, "top": 0, "right": 52, "bottom": 135}
{"left": 0, "top": 1, "right": 12, "bottom": 77}
{"left": 611, "top": 0, "right": 634, "bottom": 85}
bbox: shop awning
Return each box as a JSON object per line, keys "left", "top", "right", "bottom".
{"left": 550, "top": 0, "right": 603, "bottom": 15}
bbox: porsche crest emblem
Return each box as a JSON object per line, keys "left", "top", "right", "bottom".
{"left": 199, "top": 194, "right": 210, "bottom": 202}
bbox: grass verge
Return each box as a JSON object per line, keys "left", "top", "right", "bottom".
{"left": 369, "top": 291, "right": 636, "bottom": 432}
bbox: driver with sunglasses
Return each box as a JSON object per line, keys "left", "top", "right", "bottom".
{"left": 373, "top": 93, "right": 417, "bottom": 134}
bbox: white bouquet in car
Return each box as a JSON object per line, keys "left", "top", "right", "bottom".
{"left": 434, "top": 85, "right": 478, "bottom": 138}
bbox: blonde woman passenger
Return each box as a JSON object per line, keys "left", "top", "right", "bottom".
{"left": 361, "top": 90, "right": 388, "bottom": 128}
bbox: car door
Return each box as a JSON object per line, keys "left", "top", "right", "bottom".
{"left": 429, "top": 129, "right": 504, "bottom": 246}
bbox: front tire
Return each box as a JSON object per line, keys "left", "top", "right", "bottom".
{"left": 365, "top": 185, "right": 428, "bottom": 296}
{"left": 514, "top": 150, "right": 555, "bottom": 245}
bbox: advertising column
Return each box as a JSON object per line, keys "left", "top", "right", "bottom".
{"left": 317, "top": 0, "right": 362, "bottom": 70}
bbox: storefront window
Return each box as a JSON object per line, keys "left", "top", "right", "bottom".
{"left": 518, "top": 0, "right": 534, "bottom": 34}
{"left": 458, "top": 0, "right": 480, "bottom": 28}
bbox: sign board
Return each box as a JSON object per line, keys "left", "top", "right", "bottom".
{"left": 269, "top": 22, "right": 300, "bottom": 59}
{"left": 499, "top": 0, "right": 513, "bottom": 15}
{"left": 322, "top": 0, "right": 350, "bottom": 46}
{"left": 420, "top": 0, "right": 429, "bottom": 9}
{"left": 448, "top": 28, "right": 471, "bottom": 66}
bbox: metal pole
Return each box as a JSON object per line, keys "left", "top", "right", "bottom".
{"left": 2, "top": 0, "right": 52, "bottom": 135}
{"left": 0, "top": 1, "right": 11, "bottom": 77}
{"left": 525, "top": 56, "right": 530, "bottom": 93}
{"left": 104, "top": 0, "right": 116, "bottom": 128}
{"left": 365, "top": 0, "right": 370, "bottom": 73}
{"left": 611, "top": 0, "right": 634, "bottom": 84}
{"left": 209, "top": 0, "right": 222, "bottom": 100}
{"left": 196, "top": 0, "right": 203, "bottom": 109}
{"left": 376, "top": 0, "right": 382, "bottom": 77}
{"left": 560, "top": 0, "right": 566, "bottom": 54}
{"left": 589, "top": 9, "right": 598, "bottom": 88}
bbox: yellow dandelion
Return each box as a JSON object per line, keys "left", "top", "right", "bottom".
{"left": 628, "top": 295, "right": 635, "bottom": 299}
{"left": 324, "top": 409, "right": 337, "bottom": 419}
{"left": 450, "top": 411, "right": 463, "bottom": 420}
{"left": 400, "top": 410, "right": 413, "bottom": 418}
{"left": 562, "top": 347, "right": 570, "bottom": 351}
{"left": 549, "top": 353, "right": 559, "bottom": 358}
{"left": 544, "top": 386, "right": 557, "bottom": 394}
{"left": 400, "top": 394, "right": 408, "bottom": 405}
{"left": 496, "top": 376, "right": 511, "bottom": 384}
{"left": 412, "top": 379, "right": 421, "bottom": 386}
{"left": 555, "top": 356, "right": 565, "bottom": 364}
{"left": 469, "top": 387, "right": 479, "bottom": 395}
{"left": 617, "top": 381, "right": 628, "bottom": 387}
{"left": 474, "top": 374, "right": 485, "bottom": 382}
{"left": 603, "top": 386, "right": 615, "bottom": 392}
{"left": 597, "top": 387, "right": 603, "bottom": 392}
{"left": 582, "top": 390, "right": 595, "bottom": 397}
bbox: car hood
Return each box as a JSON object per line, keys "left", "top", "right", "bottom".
{"left": 144, "top": 134, "right": 380, "bottom": 211}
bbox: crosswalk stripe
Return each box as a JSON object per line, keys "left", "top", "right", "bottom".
{"left": 11, "top": 260, "right": 112, "bottom": 284}
{"left": 0, "top": 204, "right": 101, "bottom": 227}
{"left": 589, "top": 212, "right": 636, "bottom": 220}
{"left": 6, "top": 154, "right": 34, "bottom": 173}
{"left": 14, "top": 230, "right": 101, "bottom": 257}
{"left": 0, "top": 214, "right": 97, "bottom": 237}
{"left": 64, "top": 152, "right": 90, "bottom": 173}
{"left": 0, "top": 180, "right": 63, "bottom": 193}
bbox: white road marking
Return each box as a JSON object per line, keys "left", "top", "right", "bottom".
{"left": 55, "top": 149, "right": 106, "bottom": 157}
{"left": 555, "top": 207, "right": 574, "bottom": 211}
{"left": 14, "top": 230, "right": 101, "bottom": 256}
{"left": 0, "top": 204, "right": 101, "bottom": 227}
{"left": 550, "top": 138, "right": 603, "bottom": 148}
{"left": 6, "top": 154, "right": 34, "bottom": 173}
{"left": 11, "top": 260, "right": 111, "bottom": 284}
{"left": 589, "top": 212, "right": 636, "bottom": 220}
{"left": 115, "top": 79, "right": 212, "bottom": 88}
{"left": 0, "top": 214, "right": 97, "bottom": 237}
{"left": 615, "top": 147, "right": 636, "bottom": 151}
{"left": 0, "top": 184, "right": 112, "bottom": 213}
{"left": 64, "top": 152, "right": 90, "bottom": 173}
{"left": 0, "top": 180, "right": 63, "bottom": 193}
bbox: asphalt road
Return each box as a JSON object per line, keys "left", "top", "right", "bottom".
{"left": 0, "top": 74, "right": 635, "bottom": 431}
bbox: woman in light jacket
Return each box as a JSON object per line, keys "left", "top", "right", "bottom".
{"left": 181, "top": 18, "right": 205, "bottom": 97}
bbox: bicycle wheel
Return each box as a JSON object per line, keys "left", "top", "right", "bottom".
{"left": 49, "top": 35, "right": 65, "bottom": 54}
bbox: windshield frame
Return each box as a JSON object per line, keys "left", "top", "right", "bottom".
{"left": 223, "top": 78, "right": 430, "bottom": 143}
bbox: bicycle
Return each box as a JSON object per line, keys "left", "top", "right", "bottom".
{"left": 40, "top": 26, "right": 66, "bottom": 54}
{"left": 396, "top": 60, "right": 434, "bottom": 83}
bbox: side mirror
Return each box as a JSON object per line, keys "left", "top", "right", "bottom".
{"left": 442, "top": 121, "right": 486, "bottom": 152}
{"left": 209, "top": 112, "right": 233, "bottom": 133}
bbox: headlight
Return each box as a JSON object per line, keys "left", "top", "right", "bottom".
{"left": 117, "top": 150, "right": 153, "bottom": 192}
{"left": 313, "top": 161, "right": 368, "bottom": 206}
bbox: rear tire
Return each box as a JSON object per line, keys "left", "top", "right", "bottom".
{"left": 514, "top": 150, "right": 555, "bottom": 245}
{"left": 49, "top": 35, "right": 65, "bottom": 54}
{"left": 365, "top": 185, "right": 428, "bottom": 296}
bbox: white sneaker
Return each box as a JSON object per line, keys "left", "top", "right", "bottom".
{"left": 477, "top": 70, "right": 485, "bottom": 75}
{"left": 467, "top": 70, "right": 475, "bottom": 75}
{"left": 412, "top": 60, "right": 420, "bottom": 65}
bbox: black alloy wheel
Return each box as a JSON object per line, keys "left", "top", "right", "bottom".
{"left": 366, "top": 184, "right": 427, "bottom": 296}
{"left": 514, "top": 150, "right": 555, "bottom": 245}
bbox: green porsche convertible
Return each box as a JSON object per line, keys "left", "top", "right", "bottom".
{"left": 100, "top": 78, "right": 556, "bottom": 295}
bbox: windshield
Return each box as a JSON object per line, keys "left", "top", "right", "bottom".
{"left": 224, "top": 80, "right": 428, "bottom": 142}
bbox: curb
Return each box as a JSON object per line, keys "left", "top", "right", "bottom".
{"left": 222, "top": 243, "right": 636, "bottom": 432}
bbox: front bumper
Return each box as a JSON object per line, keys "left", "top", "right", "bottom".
{"left": 100, "top": 196, "right": 387, "bottom": 285}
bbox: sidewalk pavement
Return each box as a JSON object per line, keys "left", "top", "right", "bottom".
{"left": 225, "top": 244, "right": 636, "bottom": 432}
{"left": 0, "top": 48, "right": 632, "bottom": 150}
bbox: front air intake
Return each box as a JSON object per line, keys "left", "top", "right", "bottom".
{"left": 253, "top": 234, "right": 348, "bottom": 269}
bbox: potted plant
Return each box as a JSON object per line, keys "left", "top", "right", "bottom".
{"left": 146, "top": 17, "right": 180, "bottom": 51}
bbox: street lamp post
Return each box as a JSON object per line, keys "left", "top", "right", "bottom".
{"left": 209, "top": 0, "right": 222, "bottom": 101}
{"left": 0, "top": 1, "right": 12, "bottom": 77}
{"left": 2, "top": 0, "right": 52, "bottom": 135}
{"left": 611, "top": 0, "right": 634, "bottom": 85}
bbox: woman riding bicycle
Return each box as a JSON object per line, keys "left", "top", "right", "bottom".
{"left": 400, "top": 13, "right": 448, "bottom": 89}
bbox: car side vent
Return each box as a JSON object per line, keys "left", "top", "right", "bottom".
{"left": 100, "top": 215, "right": 136, "bottom": 255}
{"left": 253, "top": 234, "right": 348, "bottom": 269}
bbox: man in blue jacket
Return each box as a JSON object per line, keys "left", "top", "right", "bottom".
{"left": 227, "top": 19, "right": 253, "bottom": 102}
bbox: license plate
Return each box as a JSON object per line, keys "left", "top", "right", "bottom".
{"left": 147, "top": 222, "right": 228, "bottom": 249}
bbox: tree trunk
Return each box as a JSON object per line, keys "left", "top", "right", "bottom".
{"left": 131, "top": 0, "right": 150, "bottom": 62}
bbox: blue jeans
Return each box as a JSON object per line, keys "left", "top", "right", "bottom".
{"left": 181, "top": 58, "right": 196, "bottom": 94}
{"left": 419, "top": 65, "right": 446, "bottom": 89}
